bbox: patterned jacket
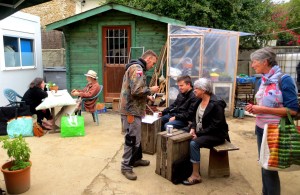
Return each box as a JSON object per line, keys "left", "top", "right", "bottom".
{"left": 119, "top": 58, "right": 151, "bottom": 116}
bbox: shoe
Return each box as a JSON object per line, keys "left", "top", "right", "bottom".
{"left": 133, "top": 159, "right": 150, "bottom": 167}
{"left": 182, "top": 177, "right": 202, "bottom": 185}
{"left": 121, "top": 170, "right": 137, "bottom": 180}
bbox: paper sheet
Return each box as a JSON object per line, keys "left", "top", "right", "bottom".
{"left": 142, "top": 115, "right": 160, "bottom": 124}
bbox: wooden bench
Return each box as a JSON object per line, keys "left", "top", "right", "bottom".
{"left": 208, "top": 140, "right": 239, "bottom": 177}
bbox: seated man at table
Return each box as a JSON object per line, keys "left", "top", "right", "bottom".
{"left": 22, "top": 77, "right": 52, "bottom": 126}
{"left": 161, "top": 75, "right": 200, "bottom": 131}
{"left": 71, "top": 70, "right": 101, "bottom": 114}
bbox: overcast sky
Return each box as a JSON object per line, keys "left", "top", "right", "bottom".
{"left": 272, "top": 0, "right": 290, "bottom": 3}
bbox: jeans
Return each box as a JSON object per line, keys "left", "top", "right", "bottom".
{"left": 161, "top": 113, "right": 188, "bottom": 131}
{"left": 256, "top": 125, "right": 280, "bottom": 195}
{"left": 189, "top": 135, "right": 224, "bottom": 164}
{"left": 190, "top": 140, "right": 200, "bottom": 163}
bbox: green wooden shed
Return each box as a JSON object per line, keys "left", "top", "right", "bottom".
{"left": 46, "top": 3, "right": 185, "bottom": 102}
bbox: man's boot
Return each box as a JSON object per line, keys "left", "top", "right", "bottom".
{"left": 133, "top": 159, "right": 150, "bottom": 167}
{"left": 121, "top": 170, "right": 137, "bottom": 180}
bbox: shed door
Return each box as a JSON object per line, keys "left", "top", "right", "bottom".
{"left": 102, "top": 26, "right": 131, "bottom": 102}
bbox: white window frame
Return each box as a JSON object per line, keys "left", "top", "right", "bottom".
{"left": 1, "top": 30, "right": 36, "bottom": 70}
{"left": 212, "top": 82, "right": 233, "bottom": 112}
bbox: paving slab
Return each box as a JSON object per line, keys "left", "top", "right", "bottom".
{"left": 1, "top": 111, "right": 300, "bottom": 195}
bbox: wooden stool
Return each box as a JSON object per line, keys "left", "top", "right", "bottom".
{"left": 208, "top": 140, "right": 239, "bottom": 177}
{"left": 155, "top": 129, "right": 192, "bottom": 181}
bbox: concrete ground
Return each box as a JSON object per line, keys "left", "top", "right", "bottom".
{"left": 1, "top": 111, "right": 300, "bottom": 195}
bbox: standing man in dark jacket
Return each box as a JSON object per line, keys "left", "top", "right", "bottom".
{"left": 119, "top": 50, "right": 159, "bottom": 180}
{"left": 161, "top": 75, "right": 200, "bottom": 131}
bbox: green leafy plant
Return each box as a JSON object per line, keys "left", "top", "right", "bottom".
{"left": 0, "top": 135, "right": 31, "bottom": 171}
{"left": 47, "top": 81, "right": 56, "bottom": 87}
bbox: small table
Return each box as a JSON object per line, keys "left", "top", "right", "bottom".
{"left": 36, "top": 90, "right": 76, "bottom": 133}
{"left": 155, "top": 129, "right": 192, "bottom": 181}
{"left": 141, "top": 115, "right": 161, "bottom": 154}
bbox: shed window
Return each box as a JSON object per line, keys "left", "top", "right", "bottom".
{"left": 105, "top": 28, "right": 129, "bottom": 64}
{"left": 3, "top": 36, "right": 35, "bottom": 68}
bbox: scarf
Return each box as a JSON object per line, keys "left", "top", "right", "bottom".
{"left": 255, "top": 65, "right": 283, "bottom": 108}
{"left": 255, "top": 65, "right": 283, "bottom": 128}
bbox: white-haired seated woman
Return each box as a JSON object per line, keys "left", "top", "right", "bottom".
{"left": 183, "top": 78, "right": 230, "bottom": 185}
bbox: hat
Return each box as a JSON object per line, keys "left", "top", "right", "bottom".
{"left": 84, "top": 70, "right": 98, "bottom": 79}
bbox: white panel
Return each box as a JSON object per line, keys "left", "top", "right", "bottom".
{"left": 0, "top": 11, "right": 43, "bottom": 106}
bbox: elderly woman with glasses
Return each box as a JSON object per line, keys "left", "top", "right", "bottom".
{"left": 245, "top": 47, "right": 298, "bottom": 195}
{"left": 183, "top": 78, "right": 229, "bottom": 185}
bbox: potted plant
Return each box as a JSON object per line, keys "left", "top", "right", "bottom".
{"left": 0, "top": 135, "right": 32, "bottom": 194}
{"left": 48, "top": 81, "right": 59, "bottom": 92}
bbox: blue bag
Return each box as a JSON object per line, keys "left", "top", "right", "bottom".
{"left": 7, "top": 116, "right": 33, "bottom": 138}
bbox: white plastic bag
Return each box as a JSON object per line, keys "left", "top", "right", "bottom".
{"left": 67, "top": 115, "right": 78, "bottom": 127}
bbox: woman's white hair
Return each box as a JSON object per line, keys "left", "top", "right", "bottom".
{"left": 250, "top": 47, "right": 277, "bottom": 67}
{"left": 194, "top": 78, "right": 213, "bottom": 95}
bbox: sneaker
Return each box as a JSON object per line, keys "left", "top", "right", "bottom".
{"left": 133, "top": 159, "right": 150, "bottom": 167}
{"left": 121, "top": 170, "right": 137, "bottom": 180}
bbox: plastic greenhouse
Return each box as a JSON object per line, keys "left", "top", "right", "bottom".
{"left": 167, "top": 25, "right": 252, "bottom": 115}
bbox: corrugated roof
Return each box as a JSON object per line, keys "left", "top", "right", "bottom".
{"left": 46, "top": 3, "right": 186, "bottom": 31}
{"left": 0, "top": 0, "right": 51, "bottom": 20}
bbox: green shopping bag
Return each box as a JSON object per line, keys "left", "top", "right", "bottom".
{"left": 61, "top": 115, "right": 85, "bottom": 137}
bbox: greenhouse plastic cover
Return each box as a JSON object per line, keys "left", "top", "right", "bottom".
{"left": 167, "top": 25, "right": 252, "bottom": 112}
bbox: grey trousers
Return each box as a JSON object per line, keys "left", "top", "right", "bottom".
{"left": 121, "top": 115, "right": 142, "bottom": 171}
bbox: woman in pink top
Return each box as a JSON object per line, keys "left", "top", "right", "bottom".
{"left": 245, "top": 47, "right": 298, "bottom": 195}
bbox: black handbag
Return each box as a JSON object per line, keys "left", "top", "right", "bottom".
{"left": 0, "top": 103, "right": 31, "bottom": 135}
{"left": 171, "top": 156, "right": 193, "bottom": 184}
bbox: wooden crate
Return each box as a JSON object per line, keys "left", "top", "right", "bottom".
{"left": 141, "top": 117, "right": 161, "bottom": 154}
{"left": 235, "top": 83, "right": 254, "bottom": 102}
{"left": 112, "top": 98, "right": 120, "bottom": 111}
{"left": 155, "top": 129, "right": 192, "bottom": 181}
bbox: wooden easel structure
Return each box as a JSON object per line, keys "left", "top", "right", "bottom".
{"left": 149, "top": 42, "right": 167, "bottom": 92}
{"left": 148, "top": 43, "right": 168, "bottom": 107}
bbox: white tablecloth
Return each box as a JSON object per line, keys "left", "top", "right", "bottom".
{"left": 36, "top": 90, "right": 76, "bottom": 110}
{"left": 36, "top": 90, "right": 76, "bottom": 127}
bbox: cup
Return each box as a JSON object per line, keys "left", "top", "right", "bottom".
{"left": 167, "top": 125, "right": 173, "bottom": 135}
{"left": 153, "top": 112, "right": 159, "bottom": 118}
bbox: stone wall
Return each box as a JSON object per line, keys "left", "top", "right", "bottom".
{"left": 22, "top": 0, "right": 75, "bottom": 28}
{"left": 42, "top": 30, "right": 64, "bottom": 49}
{"left": 42, "top": 49, "right": 65, "bottom": 68}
